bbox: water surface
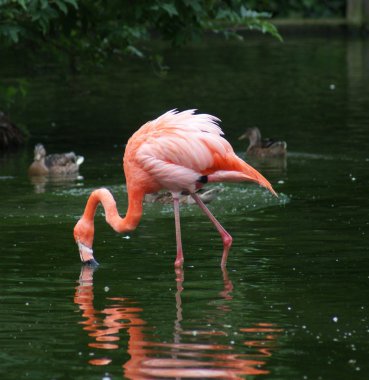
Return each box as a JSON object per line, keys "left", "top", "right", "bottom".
{"left": 1, "top": 36, "right": 369, "bottom": 379}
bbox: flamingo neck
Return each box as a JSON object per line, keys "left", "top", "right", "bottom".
{"left": 84, "top": 187, "right": 144, "bottom": 233}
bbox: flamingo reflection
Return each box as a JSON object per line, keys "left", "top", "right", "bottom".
{"left": 74, "top": 266, "right": 282, "bottom": 379}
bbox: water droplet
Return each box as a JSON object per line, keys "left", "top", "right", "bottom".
{"left": 332, "top": 316, "right": 338, "bottom": 323}
{"left": 329, "top": 84, "right": 336, "bottom": 90}
{"left": 104, "top": 286, "right": 109, "bottom": 292}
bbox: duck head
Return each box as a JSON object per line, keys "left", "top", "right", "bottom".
{"left": 238, "top": 127, "right": 261, "bottom": 147}
{"left": 34, "top": 144, "right": 46, "bottom": 161}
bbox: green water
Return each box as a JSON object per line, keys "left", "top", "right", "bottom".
{"left": 1, "top": 36, "right": 369, "bottom": 379}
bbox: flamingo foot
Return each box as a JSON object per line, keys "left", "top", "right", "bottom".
{"left": 77, "top": 241, "right": 99, "bottom": 266}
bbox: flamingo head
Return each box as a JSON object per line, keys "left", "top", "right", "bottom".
{"left": 74, "top": 218, "right": 99, "bottom": 266}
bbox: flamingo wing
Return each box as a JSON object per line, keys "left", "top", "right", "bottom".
{"left": 132, "top": 110, "right": 233, "bottom": 193}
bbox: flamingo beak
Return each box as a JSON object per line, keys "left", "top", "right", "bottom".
{"left": 77, "top": 241, "right": 99, "bottom": 266}
{"left": 238, "top": 133, "right": 247, "bottom": 141}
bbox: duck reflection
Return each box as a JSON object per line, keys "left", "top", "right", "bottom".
{"left": 246, "top": 156, "right": 287, "bottom": 174}
{"left": 30, "top": 173, "right": 83, "bottom": 193}
{"left": 74, "top": 266, "right": 282, "bottom": 379}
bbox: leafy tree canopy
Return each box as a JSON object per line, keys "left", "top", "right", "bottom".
{"left": 0, "top": 0, "right": 281, "bottom": 71}
{"left": 247, "top": 0, "right": 345, "bottom": 19}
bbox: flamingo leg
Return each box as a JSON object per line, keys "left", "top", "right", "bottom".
{"left": 172, "top": 194, "right": 184, "bottom": 267}
{"left": 191, "top": 192, "right": 233, "bottom": 268}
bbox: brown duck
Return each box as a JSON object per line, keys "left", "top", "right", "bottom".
{"left": 239, "top": 127, "right": 287, "bottom": 158}
{"left": 144, "top": 187, "right": 222, "bottom": 205}
{"left": 28, "top": 144, "right": 84, "bottom": 176}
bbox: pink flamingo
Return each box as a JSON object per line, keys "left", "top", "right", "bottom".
{"left": 74, "top": 110, "right": 276, "bottom": 267}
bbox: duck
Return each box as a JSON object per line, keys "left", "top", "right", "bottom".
{"left": 28, "top": 143, "right": 84, "bottom": 176}
{"left": 238, "top": 127, "right": 287, "bottom": 158}
{"left": 0, "top": 111, "right": 25, "bottom": 150}
{"left": 144, "top": 187, "right": 222, "bottom": 205}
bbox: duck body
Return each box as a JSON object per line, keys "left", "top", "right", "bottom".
{"left": 28, "top": 144, "right": 84, "bottom": 176}
{"left": 239, "top": 127, "right": 287, "bottom": 158}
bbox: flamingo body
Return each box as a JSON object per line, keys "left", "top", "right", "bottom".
{"left": 74, "top": 110, "right": 276, "bottom": 267}
{"left": 125, "top": 110, "right": 275, "bottom": 193}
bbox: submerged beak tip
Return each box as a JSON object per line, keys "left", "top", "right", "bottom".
{"left": 83, "top": 258, "right": 100, "bottom": 267}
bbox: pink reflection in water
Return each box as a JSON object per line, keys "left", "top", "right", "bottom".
{"left": 74, "top": 266, "right": 282, "bottom": 379}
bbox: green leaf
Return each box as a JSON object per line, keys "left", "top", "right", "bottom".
{"left": 63, "top": 0, "right": 78, "bottom": 9}
{"left": 39, "top": 0, "right": 48, "bottom": 10}
{"left": 9, "top": 29, "right": 19, "bottom": 43}
{"left": 55, "top": 0, "right": 68, "bottom": 14}
{"left": 18, "top": 0, "right": 28, "bottom": 11}
{"left": 125, "top": 45, "right": 144, "bottom": 58}
{"left": 161, "top": 3, "right": 178, "bottom": 17}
